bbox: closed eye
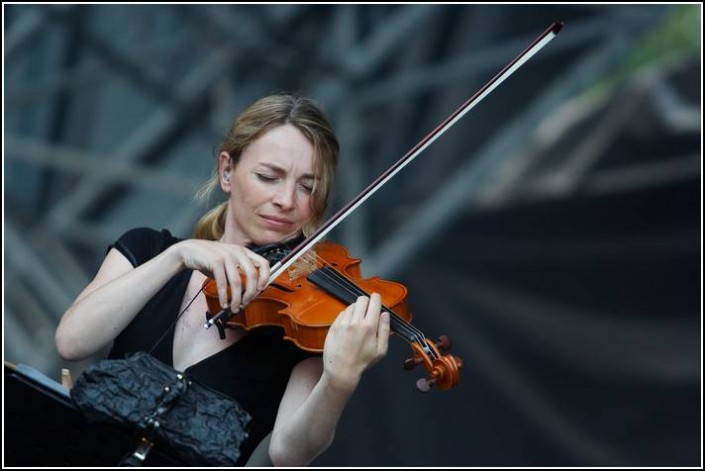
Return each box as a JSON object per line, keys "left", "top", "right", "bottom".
{"left": 256, "top": 173, "right": 278, "bottom": 183}
{"left": 256, "top": 172, "right": 314, "bottom": 193}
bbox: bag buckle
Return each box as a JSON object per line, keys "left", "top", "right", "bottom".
{"left": 132, "top": 437, "right": 154, "bottom": 461}
{"left": 119, "top": 436, "right": 154, "bottom": 466}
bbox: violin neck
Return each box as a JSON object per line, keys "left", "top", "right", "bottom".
{"left": 307, "top": 267, "right": 420, "bottom": 345}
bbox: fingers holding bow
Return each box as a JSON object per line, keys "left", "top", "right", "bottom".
{"left": 176, "top": 239, "right": 270, "bottom": 312}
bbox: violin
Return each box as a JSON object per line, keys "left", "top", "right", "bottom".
{"left": 202, "top": 241, "right": 462, "bottom": 392}
{"left": 200, "top": 22, "right": 562, "bottom": 392}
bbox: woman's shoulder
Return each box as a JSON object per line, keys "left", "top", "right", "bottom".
{"left": 109, "top": 227, "right": 183, "bottom": 267}
{"left": 115, "top": 227, "right": 181, "bottom": 243}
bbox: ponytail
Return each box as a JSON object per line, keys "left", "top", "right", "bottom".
{"left": 192, "top": 201, "right": 228, "bottom": 240}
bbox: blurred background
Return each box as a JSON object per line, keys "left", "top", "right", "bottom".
{"left": 3, "top": 4, "right": 701, "bottom": 467}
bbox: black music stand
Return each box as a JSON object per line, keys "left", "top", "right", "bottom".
{"left": 4, "top": 363, "right": 185, "bottom": 467}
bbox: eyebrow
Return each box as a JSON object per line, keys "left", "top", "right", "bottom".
{"left": 259, "top": 163, "right": 316, "bottom": 180}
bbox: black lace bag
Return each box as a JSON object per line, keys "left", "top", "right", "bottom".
{"left": 71, "top": 352, "right": 251, "bottom": 466}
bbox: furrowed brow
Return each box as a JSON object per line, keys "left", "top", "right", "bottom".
{"left": 260, "top": 163, "right": 316, "bottom": 180}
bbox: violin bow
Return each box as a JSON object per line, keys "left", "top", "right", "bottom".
{"left": 270, "top": 21, "right": 563, "bottom": 280}
{"left": 205, "top": 22, "right": 563, "bottom": 329}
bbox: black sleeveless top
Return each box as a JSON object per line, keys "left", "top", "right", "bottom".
{"left": 107, "top": 227, "right": 318, "bottom": 465}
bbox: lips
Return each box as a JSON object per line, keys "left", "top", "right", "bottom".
{"left": 260, "top": 215, "right": 293, "bottom": 227}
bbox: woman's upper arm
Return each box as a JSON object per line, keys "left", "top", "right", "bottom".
{"left": 73, "top": 248, "right": 135, "bottom": 304}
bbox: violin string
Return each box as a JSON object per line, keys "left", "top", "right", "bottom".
{"left": 234, "top": 243, "right": 421, "bottom": 341}
{"left": 306, "top": 254, "right": 435, "bottom": 356}
{"left": 298, "top": 251, "right": 417, "bottom": 337}
{"left": 301, "top": 250, "right": 429, "bottom": 344}
{"left": 192, "top": 246, "right": 434, "bottom": 356}
{"left": 297, "top": 249, "right": 432, "bottom": 351}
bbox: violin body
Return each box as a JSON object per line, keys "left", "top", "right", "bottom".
{"left": 202, "top": 241, "right": 461, "bottom": 391}
{"left": 202, "top": 241, "right": 411, "bottom": 352}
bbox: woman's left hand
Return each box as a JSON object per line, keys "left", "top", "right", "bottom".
{"left": 322, "top": 293, "right": 391, "bottom": 392}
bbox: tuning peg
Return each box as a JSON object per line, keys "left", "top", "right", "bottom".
{"left": 403, "top": 357, "right": 423, "bottom": 371}
{"left": 436, "top": 334, "right": 452, "bottom": 352}
{"left": 416, "top": 377, "right": 436, "bottom": 393}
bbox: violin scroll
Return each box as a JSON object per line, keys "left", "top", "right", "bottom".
{"left": 405, "top": 335, "right": 464, "bottom": 392}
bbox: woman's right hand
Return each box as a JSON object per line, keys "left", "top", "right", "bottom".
{"left": 174, "top": 239, "right": 270, "bottom": 313}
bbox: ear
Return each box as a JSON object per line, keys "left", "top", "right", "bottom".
{"left": 218, "top": 152, "right": 233, "bottom": 193}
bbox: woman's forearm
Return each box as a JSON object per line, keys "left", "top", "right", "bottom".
{"left": 269, "top": 372, "right": 358, "bottom": 467}
{"left": 55, "top": 245, "right": 185, "bottom": 360}
{"left": 269, "top": 296, "right": 390, "bottom": 466}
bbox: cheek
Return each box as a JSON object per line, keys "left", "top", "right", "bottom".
{"left": 233, "top": 178, "right": 267, "bottom": 206}
{"left": 300, "top": 195, "right": 315, "bottom": 218}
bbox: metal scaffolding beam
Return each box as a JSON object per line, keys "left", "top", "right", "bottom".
{"left": 43, "top": 41, "right": 240, "bottom": 234}
{"left": 6, "top": 135, "right": 199, "bottom": 196}
{"left": 363, "top": 34, "right": 642, "bottom": 278}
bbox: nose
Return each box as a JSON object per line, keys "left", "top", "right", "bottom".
{"left": 273, "top": 183, "right": 296, "bottom": 210}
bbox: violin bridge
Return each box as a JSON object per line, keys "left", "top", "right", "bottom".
{"left": 287, "top": 249, "right": 319, "bottom": 280}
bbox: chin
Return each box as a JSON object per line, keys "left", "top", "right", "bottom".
{"left": 254, "top": 230, "right": 298, "bottom": 246}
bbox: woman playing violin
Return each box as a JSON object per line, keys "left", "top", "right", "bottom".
{"left": 55, "top": 94, "right": 391, "bottom": 466}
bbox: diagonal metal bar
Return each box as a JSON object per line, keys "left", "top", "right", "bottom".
{"left": 175, "top": 5, "right": 292, "bottom": 68}
{"left": 267, "top": 22, "right": 563, "bottom": 283}
{"left": 510, "top": 59, "right": 699, "bottom": 202}
{"left": 338, "top": 5, "right": 441, "bottom": 77}
{"left": 5, "top": 222, "right": 76, "bottom": 319}
{"left": 525, "top": 86, "right": 647, "bottom": 197}
{"left": 363, "top": 38, "right": 635, "bottom": 278}
{"left": 6, "top": 135, "right": 199, "bottom": 197}
{"left": 322, "top": 7, "right": 367, "bottom": 255}
{"left": 644, "top": 67, "right": 701, "bottom": 133}
{"left": 582, "top": 155, "right": 701, "bottom": 195}
{"left": 41, "top": 5, "right": 181, "bottom": 106}
{"left": 354, "top": 14, "right": 635, "bottom": 107}
{"left": 43, "top": 220, "right": 127, "bottom": 253}
{"left": 4, "top": 7, "right": 46, "bottom": 60}
{"left": 29, "top": 231, "right": 92, "bottom": 297}
{"left": 44, "top": 41, "right": 241, "bottom": 235}
{"left": 4, "top": 306, "right": 46, "bottom": 368}
{"left": 333, "top": 16, "right": 632, "bottom": 262}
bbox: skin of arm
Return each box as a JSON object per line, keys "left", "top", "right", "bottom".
{"left": 268, "top": 294, "right": 391, "bottom": 466}
{"left": 54, "top": 244, "right": 186, "bottom": 361}
{"left": 56, "top": 228, "right": 386, "bottom": 466}
{"left": 55, "top": 238, "right": 269, "bottom": 361}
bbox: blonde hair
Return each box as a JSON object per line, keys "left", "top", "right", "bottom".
{"left": 193, "top": 94, "right": 339, "bottom": 240}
